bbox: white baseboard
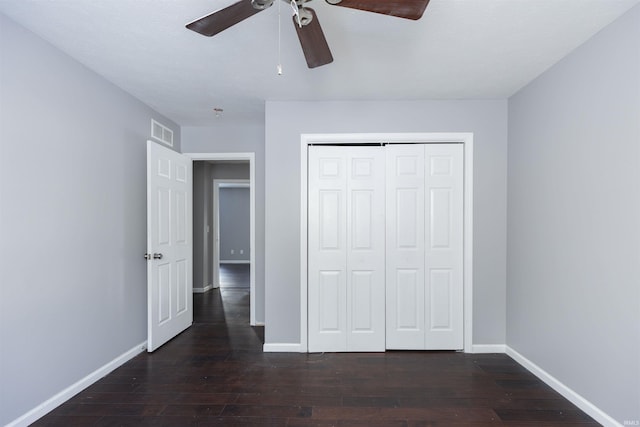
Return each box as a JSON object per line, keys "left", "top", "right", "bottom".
{"left": 471, "top": 344, "right": 506, "bottom": 354}
{"left": 220, "top": 260, "right": 250, "bottom": 264}
{"left": 193, "top": 284, "right": 213, "bottom": 293}
{"left": 263, "top": 343, "right": 507, "bottom": 354}
{"left": 505, "top": 346, "right": 622, "bottom": 427}
{"left": 6, "top": 341, "right": 147, "bottom": 427}
{"left": 263, "top": 343, "right": 302, "bottom": 353}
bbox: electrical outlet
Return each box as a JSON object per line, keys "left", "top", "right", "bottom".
{"left": 240, "top": 249, "right": 244, "bottom": 254}
{"left": 230, "top": 249, "right": 234, "bottom": 254}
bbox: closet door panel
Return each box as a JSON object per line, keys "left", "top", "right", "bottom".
{"left": 309, "top": 146, "right": 385, "bottom": 352}
{"left": 309, "top": 147, "right": 348, "bottom": 352}
{"left": 385, "top": 145, "right": 426, "bottom": 349}
{"left": 424, "top": 144, "right": 464, "bottom": 350}
{"left": 346, "top": 148, "right": 386, "bottom": 351}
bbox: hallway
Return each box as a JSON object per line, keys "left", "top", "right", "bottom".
{"left": 32, "top": 286, "right": 597, "bottom": 426}
{"left": 219, "top": 263, "right": 250, "bottom": 289}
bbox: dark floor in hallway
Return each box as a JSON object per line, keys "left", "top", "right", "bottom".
{"left": 32, "top": 284, "right": 598, "bottom": 426}
{"left": 219, "top": 263, "right": 250, "bottom": 289}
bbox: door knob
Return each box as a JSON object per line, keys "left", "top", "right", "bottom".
{"left": 153, "top": 253, "right": 163, "bottom": 260}
{"left": 144, "top": 253, "right": 152, "bottom": 260}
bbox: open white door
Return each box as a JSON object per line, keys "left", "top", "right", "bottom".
{"left": 146, "top": 141, "right": 193, "bottom": 352}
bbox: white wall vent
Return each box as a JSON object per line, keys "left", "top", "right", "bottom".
{"left": 151, "top": 119, "right": 174, "bottom": 147}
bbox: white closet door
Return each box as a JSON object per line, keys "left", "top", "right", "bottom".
{"left": 386, "top": 143, "right": 464, "bottom": 350}
{"left": 309, "top": 147, "right": 348, "bottom": 352}
{"left": 346, "top": 148, "right": 386, "bottom": 351}
{"left": 424, "top": 144, "right": 464, "bottom": 349}
{"left": 308, "top": 146, "right": 385, "bottom": 352}
{"left": 385, "top": 144, "right": 426, "bottom": 349}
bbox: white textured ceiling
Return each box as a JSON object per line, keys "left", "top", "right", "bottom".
{"left": 0, "top": 0, "right": 638, "bottom": 125}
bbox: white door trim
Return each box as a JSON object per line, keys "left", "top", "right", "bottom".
{"left": 299, "top": 133, "right": 474, "bottom": 353}
{"left": 184, "top": 152, "right": 257, "bottom": 326}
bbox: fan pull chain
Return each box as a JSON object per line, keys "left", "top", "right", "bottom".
{"left": 277, "top": 0, "right": 283, "bottom": 75}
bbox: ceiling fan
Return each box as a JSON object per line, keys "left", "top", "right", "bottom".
{"left": 186, "top": 0, "right": 431, "bottom": 69}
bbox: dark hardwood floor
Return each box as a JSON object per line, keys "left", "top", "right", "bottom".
{"left": 32, "top": 284, "right": 598, "bottom": 426}
{"left": 219, "top": 263, "right": 250, "bottom": 289}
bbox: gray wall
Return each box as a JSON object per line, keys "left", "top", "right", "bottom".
{"left": 507, "top": 5, "right": 640, "bottom": 424}
{"left": 213, "top": 163, "right": 250, "bottom": 180}
{"left": 219, "top": 187, "right": 250, "bottom": 262}
{"left": 0, "top": 13, "right": 180, "bottom": 426}
{"left": 193, "top": 162, "right": 213, "bottom": 289}
{"left": 182, "top": 126, "right": 264, "bottom": 323}
{"left": 265, "top": 100, "right": 508, "bottom": 345}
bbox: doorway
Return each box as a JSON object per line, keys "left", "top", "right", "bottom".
{"left": 187, "top": 153, "right": 257, "bottom": 326}
{"left": 213, "top": 180, "right": 250, "bottom": 290}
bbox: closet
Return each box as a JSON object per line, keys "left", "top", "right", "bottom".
{"left": 308, "top": 143, "right": 463, "bottom": 352}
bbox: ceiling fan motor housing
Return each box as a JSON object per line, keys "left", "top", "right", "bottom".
{"left": 297, "top": 7, "right": 313, "bottom": 26}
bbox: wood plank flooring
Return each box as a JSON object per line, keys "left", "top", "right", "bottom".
{"left": 219, "top": 263, "right": 250, "bottom": 289}
{"left": 32, "top": 286, "right": 599, "bottom": 426}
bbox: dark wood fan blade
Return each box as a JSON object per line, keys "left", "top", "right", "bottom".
{"left": 328, "top": 0, "right": 430, "bottom": 20}
{"left": 293, "top": 8, "right": 333, "bottom": 69}
{"left": 186, "top": 0, "right": 266, "bottom": 37}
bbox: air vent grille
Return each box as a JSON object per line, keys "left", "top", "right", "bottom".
{"left": 151, "top": 119, "right": 174, "bottom": 147}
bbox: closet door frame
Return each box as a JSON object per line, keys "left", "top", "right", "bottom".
{"left": 300, "top": 133, "right": 474, "bottom": 353}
